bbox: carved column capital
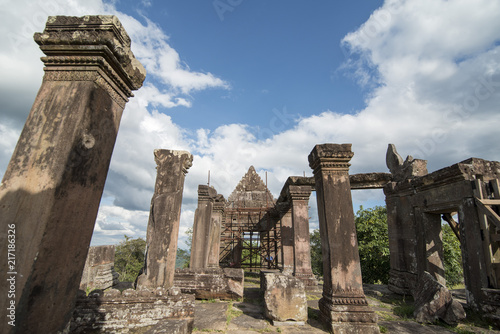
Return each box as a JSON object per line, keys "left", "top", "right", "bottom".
{"left": 34, "top": 15, "right": 146, "bottom": 107}
{"left": 287, "top": 185, "right": 313, "bottom": 202}
{"left": 198, "top": 185, "right": 217, "bottom": 203}
{"left": 308, "top": 144, "right": 353, "bottom": 175}
{"left": 213, "top": 194, "right": 226, "bottom": 213}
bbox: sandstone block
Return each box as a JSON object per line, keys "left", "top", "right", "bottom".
{"left": 413, "top": 271, "right": 466, "bottom": 325}
{"left": 261, "top": 272, "right": 307, "bottom": 323}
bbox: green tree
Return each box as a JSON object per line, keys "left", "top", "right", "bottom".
{"left": 355, "top": 206, "right": 390, "bottom": 284}
{"left": 310, "top": 229, "right": 323, "bottom": 276}
{"left": 114, "top": 235, "right": 146, "bottom": 282}
{"left": 442, "top": 224, "right": 463, "bottom": 287}
{"left": 176, "top": 248, "right": 190, "bottom": 268}
{"left": 309, "top": 206, "right": 390, "bottom": 283}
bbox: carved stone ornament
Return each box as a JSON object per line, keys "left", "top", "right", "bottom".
{"left": 34, "top": 15, "right": 146, "bottom": 107}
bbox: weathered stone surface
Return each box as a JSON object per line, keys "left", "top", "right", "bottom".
{"left": 227, "top": 166, "right": 274, "bottom": 207}
{"left": 174, "top": 268, "right": 244, "bottom": 300}
{"left": 384, "top": 144, "right": 500, "bottom": 322}
{"left": 193, "top": 302, "right": 228, "bottom": 331}
{"left": 0, "top": 15, "right": 145, "bottom": 334}
{"left": 69, "top": 287, "right": 194, "bottom": 333}
{"left": 261, "top": 272, "right": 307, "bottom": 323}
{"left": 208, "top": 194, "right": 225, "bottom": 268}
{"left": 309, "top": 144, "right": 380, "bottom": 334}
{"left": 190, "top": 185, "right": 218, "bottom": 269}
{"left": 80, "top": 245, "right": 118, "bottom": 291}
{"left": 413, "top": 272, "right": 465, "bottom": 325}
{"left": 136, "top": 149, "right": 192, "bottom": 290}
{"left": 386, "top": 144, "right": 428, "bottom": 182}
{"left": 143, "top": 319, "right": 191, "bottom": 334}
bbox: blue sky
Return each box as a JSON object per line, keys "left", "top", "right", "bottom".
{"left": 114, "top": 0, "right": 382, "bottom": 132}
{"left": 1, "top": 0, "right": 500, "bottom": 249}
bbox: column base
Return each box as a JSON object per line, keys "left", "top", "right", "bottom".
{"left": 319, "top": 296, "right": 379, "bottom": 334}
{"left": 293, "top": 272, "right": 319, "bottom": 291}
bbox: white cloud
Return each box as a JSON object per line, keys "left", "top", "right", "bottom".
{"left": 2, "top": 0, "right": 500, "bottom": 251}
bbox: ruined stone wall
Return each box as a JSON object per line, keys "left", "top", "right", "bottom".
{"left": 70, "top": 288, "right": 194, "bottom": 333}
{"left": 174, "top": 268, "right": 244, "bottom": 300}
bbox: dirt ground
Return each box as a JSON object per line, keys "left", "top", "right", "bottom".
{"left": 192, "top": 274, "right": 500, "bottom": 334}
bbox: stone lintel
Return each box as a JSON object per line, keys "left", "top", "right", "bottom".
{"left": 350, "top": 172, "right": 392, "bottom": 189}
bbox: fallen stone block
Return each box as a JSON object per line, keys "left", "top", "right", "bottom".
{"left": 261, "top": 271, "right": 307, "bottom": 324}
{"left": 174, "top": 268, "right": 244, "bottom": 300}
{"left": 413, "top": 271, "right": 465, "bottom": 325}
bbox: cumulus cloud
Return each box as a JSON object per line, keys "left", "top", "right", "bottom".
{"left": 2, "top": 0, "right": 500, "bottom": 249}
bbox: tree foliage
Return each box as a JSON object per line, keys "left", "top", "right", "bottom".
{"left": 442, "top": 224, "right": 463, "bottom": 287}
{"left": 310, "top": 206, "right": 390, "bottom": 284}
{"left": 114, "top": 235, "right": 146, "bottom": 282}
{"left": 355, "top": 206, "right": 390, "bottom": 284}
{"left": 176, "top": 248, "right": 190, "bottom": 269}
{"left": 310, "top": 229, "right": 323, "bottom": 276}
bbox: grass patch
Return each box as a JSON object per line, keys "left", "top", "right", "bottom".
{"left": 226, "top": 302, "right": 243, "bottom": 324}
{"left": 379, "top": 325, "right": 388, "bottom": 333}
{"left": 376, "top": 310, "right": 397, "bottom": 321}
{"left": 306, "top": 294, "right": 321, "bottom": 301}
{"left": 199, "top": 298, "right": 218, "bottom": 303}
{"left": 393, "top": 304, "right": 415, "bottom": 319}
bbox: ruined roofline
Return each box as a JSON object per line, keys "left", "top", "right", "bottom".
{"left": 227, "top": 166, "right": 275, "bottom": 206}
{"left": 386, "top": 157, "right": 500, "bottom": 194}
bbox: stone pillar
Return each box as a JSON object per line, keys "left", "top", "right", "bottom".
{"left": 190, "top": 185, "right": 217, "bottom": 268}
{"left": 416, "top": 210, "right": 445, "bottom": 286}
{"left": 137, "top": 150, "right": 193, "bottom": 289}
{"left": 80, "top": 245, "right": 118, "bottom": 291}
{"left": 0, "top": 16, "right": 145, "bottom": 334}
{"left": 280, "top": 209, "right": 294, "bottom": 274}
{"left": 208, "top": 194, "right": 225, "bottom": 268}
{"left": 308, "top": 144, "right": 379, "bottom": 334}
{"left": 385, "top": 193, "right": 418, "bottom": 294}
{"left": 289, "top": 185, "right": 317, "bottom": 288}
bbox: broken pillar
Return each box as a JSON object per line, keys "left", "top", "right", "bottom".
{"left": 308, "top": 144, "right": 379, "bottom": 334}
{"left": 208, "top": 194, "right": 225, "bottom": 268}
{"left": 261, "top": 271, "right": 308, "bottom": 326}
{"left": 80, "top": 245, "right": 118, "bottom": 292}
{"left": 190, "top": 185, "right": 217, "bottom": 268}
{"left": 0, "top": 15, "right": 145, "bottom": 334}
{"left": 288, "top": 184, "right": 318, "bottom": 289}
{"left": 136, "top": 149, "right": 193, "bottom": 289}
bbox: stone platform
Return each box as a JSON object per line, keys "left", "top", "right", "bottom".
{"left": 174, "top": 268, "right": 244, "bottom": 300}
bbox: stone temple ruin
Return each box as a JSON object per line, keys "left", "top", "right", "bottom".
{"left": 1, "top": 14, "right": 500, "bottom": 334}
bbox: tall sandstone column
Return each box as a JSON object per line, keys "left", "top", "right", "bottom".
{"left": 308, "top": 144, "right": 379, "bottom": 334}
{"left": 208, "top": 194, "right": 225, "bottom": 268}
{"left": 137, "top": 150, "right": 193, "bottom": 289}
{"left": 0, "top": 16, "right": 145, "bottom": 334}
{"left": 289, "top": 184, "right": 317, "bottom": 288}
{"left": 190, "top": 185, "right": 217, "bottom": 268}
{"left": 280, "top": 209, "right": 294, "bottom": 274}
